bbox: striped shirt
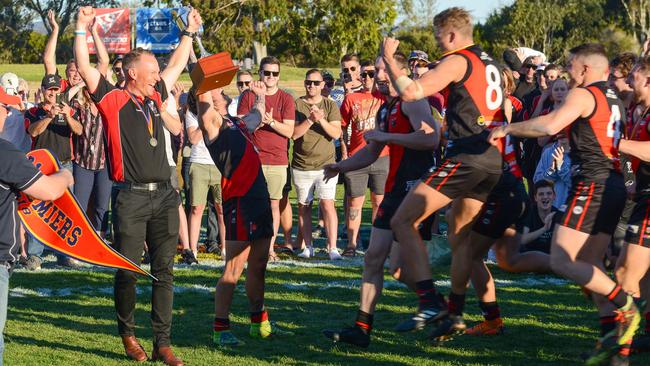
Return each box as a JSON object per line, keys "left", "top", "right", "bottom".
{"left": 73, "top": 101, "right": 106, "bottom": 170}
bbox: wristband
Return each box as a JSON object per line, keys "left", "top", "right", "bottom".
{"left": 181, "top": 30, "right": 196, "bottom": 39}
{"left": 74, "top": 30, "right": 87, "bottom": 36}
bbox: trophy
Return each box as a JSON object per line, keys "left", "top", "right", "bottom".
{"left": 173, "top": 7, "right": 239, "bottom": 95}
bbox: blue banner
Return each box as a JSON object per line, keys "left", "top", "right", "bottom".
{"left": 136, "top": 8, "right": 181, "bottom": 53}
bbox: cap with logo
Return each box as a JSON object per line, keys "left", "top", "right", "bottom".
{"left": 41, "top": 74, "right": 62, "bottom": 90}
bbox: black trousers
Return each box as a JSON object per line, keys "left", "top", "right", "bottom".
{"left": 112, "top": 186, "right": 180, "bottom": 347}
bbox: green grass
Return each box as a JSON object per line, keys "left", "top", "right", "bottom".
{"left": 5, "top": 259, "right": 650, "bottom": 365}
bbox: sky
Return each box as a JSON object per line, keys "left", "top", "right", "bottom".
{"left": 432, "top": 0, "right": 514, "bottom": 22}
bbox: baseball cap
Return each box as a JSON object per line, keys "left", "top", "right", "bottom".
{"left": 0, "top": 73, "right": 19, "bottom": 95}
{"left": 0, "top": 86, "right": 21, "bottom": 106}
{"left": 41, "top": 74, "right": 62, "bottom": 90}
{"left": 408, "top": 50, "right": 429, "bottom": 63}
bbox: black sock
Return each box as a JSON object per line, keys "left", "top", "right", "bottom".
{"left": 415, "top": 279, "right": 439, "bottom": 309}
{"left": 479, "top": 301, "right": 501, "bottom": 321}
{"left": 607, "top": 285, "right": 629, "bottom": 308}
{"left": 599, "top": 315, "right": 617, "bottom": 337}
{"left": 355, "top": 310, "right": 374, "bottom": 335}
{"left": 448, "top": 292, "right": 466, "bottom": 316}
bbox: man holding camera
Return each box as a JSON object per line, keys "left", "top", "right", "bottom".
{"left": 23, "top": 73, "right": 82, "bottom": 270}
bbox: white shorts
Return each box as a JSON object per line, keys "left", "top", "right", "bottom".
{"left": 291, "top": 168, "right": 338, "bottom": 205}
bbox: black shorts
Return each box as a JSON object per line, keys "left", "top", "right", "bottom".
{"left": 223, "top": 196, "right": 273, "bottom": 242}
{"left": 422, "top": 158, "right": 501, "bottom": 202}
{"left": 344, "top": 155, "right": 389, "bottom": 197}
{"left": 558, "top": 173, "right": 626, "bottom": 235}
{"left": 473, "top": 180, "right": 529, "bottom": 239}
{"left": 624, "top": 195, "right": 650, "bottom": 247}
{"left": 373, "top": 192, "right": 433, "bottom": 241}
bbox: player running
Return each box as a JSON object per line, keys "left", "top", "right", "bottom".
{"left": 488, "top": 43, "right": 639, "bottom": 366}
{"left": 322, "top": 52, "right": 440, "bottom": 348}
{"left": 196, "top": 82, "right": 291, "bottom": 347}
{"left": 380, "top": 7, "right": 505, "bottom": 334}
{"left": 616, "top": 56, "right": 650, "bottom": 360}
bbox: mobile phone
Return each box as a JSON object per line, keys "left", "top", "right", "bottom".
{"left": 55, "top": 93, "right": 64, "bottom": 105}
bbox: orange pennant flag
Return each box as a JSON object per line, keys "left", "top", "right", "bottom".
{"left": 16, "top": 149, "right": 155, "bottom": 280}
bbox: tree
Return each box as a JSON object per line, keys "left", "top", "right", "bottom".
{"left": 619, "top": 0, "right": 650, "bottom": 43}
{"left": 23, "top": 0, "right": 118, "bottom": 34}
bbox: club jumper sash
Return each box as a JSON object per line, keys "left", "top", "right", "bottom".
{"left": 16, "top": 149, "right": 155, "bottom": 279}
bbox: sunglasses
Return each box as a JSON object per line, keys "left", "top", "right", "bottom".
{"left": 304, "top": 80, "right": 322, "bottom": 86}
{"left": 360, "top": 71, "right": 375, "bottom": 79}
{"left": 342, "top": 66, "right": 357, "bottom": 73}
{"left": 113, "top": 67, "right": 122, "bottom": 73}
{"left": 237, "top": 81, "right": 251, "bottom": 87}
{"left": 262, "top": 70, "right": 280, "bottom": 77}
{"left": 524, "top": 64, "right": 536, "bottom": 69}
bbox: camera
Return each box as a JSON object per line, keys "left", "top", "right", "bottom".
{"left": 55, "top": 93, "right": 64, "bottom": 105}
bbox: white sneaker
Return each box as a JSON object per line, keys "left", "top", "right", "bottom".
{"left": 329, "top": 249, "right": 343, "bottom": 260}
{"left": 297, "top": 246, "right": 313, "bottom": 259}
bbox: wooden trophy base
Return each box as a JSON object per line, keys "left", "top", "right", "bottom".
{"left": 190, "top": 52, "right": 239, "bottom": 94}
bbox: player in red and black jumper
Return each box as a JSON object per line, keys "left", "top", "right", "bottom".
{"left": 617, "top": 56, "right": 650, "bottom": 357}
{"left": 322, "top": 52, "right": 440, "bottom": 348}
{"left": 196, "top": 82, "right": 291, "bottom": 347}
{"left": 380, "top": 8, "right": 505, "bottom": 336}
{"left": 489, "top": 43, "right": 638, "bottom": 365}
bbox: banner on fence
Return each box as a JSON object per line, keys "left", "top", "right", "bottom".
{"left": 87, "top": 8, "right": 131, "bottom": 54}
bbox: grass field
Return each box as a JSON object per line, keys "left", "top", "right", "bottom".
{"left": 5, "top": 253, "right": 650, "bottom": 365}
{"left": 0, "top": 64, "right": 337, "bottom": 98}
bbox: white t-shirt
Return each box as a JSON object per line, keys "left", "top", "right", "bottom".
{"left": 0, "top": 107, "right": 31, "bottom": 152}
{"left": 185, "top": 111, "right": 216, "bottom": 165}
{"left": 227, "top": 96, "right": 239, "bottom": 117}
{"left": 163, "top": 96, "right": 178, "bottom": 167}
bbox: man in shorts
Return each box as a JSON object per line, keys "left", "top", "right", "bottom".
{"left": 380, "top": 7, "right": 504, "bottom": 333}
{"left": 488, "top": 43, "right": 637, "bottom": 365}
{"left": 322, "top": 52, "right": 439, "bottom": 348}
{"left": 198, "top": 82, "right": 291, "bottom": 346}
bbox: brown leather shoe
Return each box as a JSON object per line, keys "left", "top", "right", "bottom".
{"left": 121, "top": 335, "right": 148, "bottom": 362}
{"left": 152, "top": 346, "right": 184, "bottom": 366}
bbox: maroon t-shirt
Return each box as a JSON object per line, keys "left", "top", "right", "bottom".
{"left": 237, "top": 89, "right": 295, "bottom": 165}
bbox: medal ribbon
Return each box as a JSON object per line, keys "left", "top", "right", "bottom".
{"left": 127, "top": 92, "right": 154, "bottom": 138}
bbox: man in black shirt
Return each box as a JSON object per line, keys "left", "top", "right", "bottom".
{"left": 74, "top": 6, "right": 200, "bottom": 365}
{"left": 0, "top": 87, "right": 73, "bottom": 363}
{"left": 517, "top": 180, "right": 558, "bottom": 254}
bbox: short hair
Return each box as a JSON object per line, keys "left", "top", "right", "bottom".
{"left": 637, "top": 55, "right": 650, "bottom": 75}
{"left": 533, "top": 180, "right": 555, "bottom": 195}
{"left": 237, "top": 70, "right": 252, "bottom": 79}
{"left": 66, "top": 59, "right": 77, "bottom": 69}
{"left": 611, "top": 52, "right": 637, "bottom": 77}
{"left": 122, "top": 48, "right": 156, "bottom": 75}
{"left": 360, "top": 59, "right": 374, "bottom": 68}
{"left": 544, "top": 63, "right": 562, "bottom": 75}
{"left": 433, "top": 7, "right": 473, "bottom": 37}
{"left": 305, "top": 68, "right": 321, "bottom": 78}
{"left": 259, "top": 56, "right": 280, "bottom": 71}
{"left": 393, "top": 52, "right": 408, "bottom": 71}
{"left": 569, "top": 43, "right": 608, "bottom": 60}
{"left": 340, "top": 54, "right": 359, "bottom": 64}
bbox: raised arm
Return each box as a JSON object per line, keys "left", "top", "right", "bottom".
{"left": 381, "top": 37, "right": 464, "bottom": 102}
{"left": 197, "top": 91, "right": 222, "bottom": 144}
{"left": 43, "top": 10, "right": 59, "bottom": 75}
{"left": 488, "top": 88, "right": 593, "bottom": 143}
{"left": 74, "top": 7, "right": 102, "bottom": 93}
{"left": 160, "top": 9, "right": 202, "bottom": 91}
{"left": 91, "top": 17, "right": 110, "bottom": 77}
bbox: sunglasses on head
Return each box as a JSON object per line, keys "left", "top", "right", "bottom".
{"left": 262, "top": 70, "right": 280, "bottom": 77}
{"left": 237, "top": 81, "right": 251, "bottom": 87}
{"left": 304, "top": 80, "right": 322, "bottom": 86}
{"left": 342, "top": 66, "right": 357, "bottom": 73}
{"left": 360, "top": 71, "right": 375, "bottom": 79}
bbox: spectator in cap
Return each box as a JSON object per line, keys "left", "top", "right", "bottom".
{"left": 0, "top": 74, "right": 29, "bottom": 152}
{"left": 408, "top": 50, "right": 429, "bottom": 79}
{"left": 513, "top": 55, "right": 539, "bottom": 101}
